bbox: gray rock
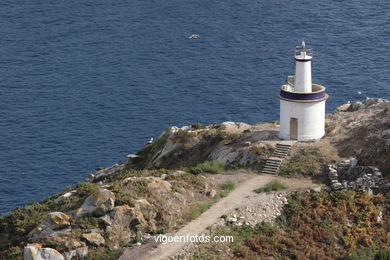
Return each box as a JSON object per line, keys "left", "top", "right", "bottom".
{"left": 82, "top": 233, "right": 105, "bottom": 247}
{"left": 310, "top": 187, "right": 322, "bottom": 193}
{"left": 331, "top": 182, "right": 343, "bottom": 191}
{"left": 28, "top": 212, "right": 71, "bottom": 239}
{"left": 55, "top": 190, "right": 77, "bottom": 203}
{"left": 335, "top": 103, "right": 351, "bottom": 112}
{"left": 347, "top": 101, "right": 364, "bottom": 111}
{"left": 349, "top": 158, "right": 358, "bottom": 169}
{"left": 24, "top": 244, "right": 64, "bottom": 260}
{"left": 206, "top": 189, "right": 217, "bottom": 198}
{"left": 381, "top": 129, "right": 390, "bottom": 138}
{"left": 76, "top": 189, "right": 115, "bottom": 218}
{"left": 93, "top": 164, "right": 125, "bottom": 180}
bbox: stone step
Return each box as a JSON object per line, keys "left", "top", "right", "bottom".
{"left": 265, "top": 164, "right": 280, "bottom": 167}
{"left": 275, "top": 148, "right": 290, "bottom": 152}
{"left": 267, "top": 158, "right": 282, "bottom": 162}
{"left": 264, "top": 165, "right": 279, "bottom": 169}
{"left": 273, "top": 152, "right": 287, "bottom": 155}
{"left": 264, "top": 164, "right": 280, "bottom": 168}
{"left": 276, "top": 143, "right": 292, "bottom": 147}
{"left": 265, "top": 162, "right": 282, "bottom": 165}
{"left": 263, "top": 167, "right": 279, "bottom": 171}
{"left": 266, "top": 160, "right": 281, "bottom": 164}
{"left": 261, "top": 170, "right": 278, "bottom": 174}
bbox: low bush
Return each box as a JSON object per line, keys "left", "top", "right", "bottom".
{"left": 219, "top": 180, "right": 236, "bottom": 198}
{"left": 187, "top": 200, "right": 214, "bottom": 221}
{"left": 279, "top": 147, "right": 322, "bottom": 177}
{"left": 254, "top": 179, "right": 286, "bottom": 193}
{"left": 188, "top": 160, "right": 227, "bottom": 174}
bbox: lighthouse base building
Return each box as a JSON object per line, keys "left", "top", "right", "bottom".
{"left": 278, "top": 42, "right": 329, "bottom": 141}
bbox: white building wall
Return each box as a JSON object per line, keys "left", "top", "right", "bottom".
{"left": 294, "top": 61, "right": 312, "bottom": 93}
{"left": 279, "top": 99, "right": 326, "bottom": 141}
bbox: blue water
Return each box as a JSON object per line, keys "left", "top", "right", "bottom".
{"left": 0, "top": 0, "right": 389, "bottom": 215}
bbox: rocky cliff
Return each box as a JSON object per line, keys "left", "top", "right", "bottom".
{"left": 0, "top": 97, "right": 389, "bottom": 260}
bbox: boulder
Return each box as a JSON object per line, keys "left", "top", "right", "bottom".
{"left": 134, "top": 199, "right": 155, "bottom": 221}
{"left": 55, "top": 191, "right": 77, "bottom": 203}
{"left": 347, "top": 101, "right": 364, "bottom": 112}
{"left": 363, "top": 97, "right": 387, "bottom": 107}
{"left": 147, "top": 180, "right": 172, "bottom": 193}
{"left": 206, "top": 189, "right": 217, "bottom": 198}
{"left": 335, "top": 103, "right": 351, "bottom": 112}
{"left": 24, "top": 243, "right": 64, "bottom": 260}
{"left": 105, "top": 205, "right": 133, "bottom": 247}
{"left": 92, "top": 164, "right": 125, "bottom": 180}
{"left": 29, "top": 212, "right": 71, "bottom": 239}
{"left": 331, "top": 182, "right": 343, "bottom": 191}
{"left": 76, "top": 189, "right": 115, "bottom": 218}
{"left": 82, "top": 233, "right": 105, "bottom": 247}
{"left": 106, "top": 204, "right": 150, "bottom": 247}
{"left": 63, "top": 239, "right": 88, "bottom": 259}
{"left": 381, "top": 129, "right": 390, "bottom": 138}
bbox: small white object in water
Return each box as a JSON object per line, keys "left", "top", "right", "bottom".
{"left": 357, "top": 91, "right": 362, "bottom": 95}
{"left": 188, "top": 34, "right": 200, "bottom": 40}
{"left": 147, "top": 137, "right": 154, "bottom": 144}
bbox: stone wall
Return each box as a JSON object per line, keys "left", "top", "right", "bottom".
{"left": 326, "top": 158, "right": 386, "bottom": 192}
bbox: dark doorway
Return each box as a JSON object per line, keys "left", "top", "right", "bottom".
{"left": 290, "top": 117, "right": 298, "bottom": 140}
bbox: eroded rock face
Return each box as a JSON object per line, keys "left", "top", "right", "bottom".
{"left": 28, "top": 212, "right": 71, "bottom": 239}
{"left": 24, "top": 243, "right": 64, "bottom": 260}
{"left": 105, "top": 202, "right": 152, "bottom": 248}
{"left": 76, "top": 189, "right": 115, "bottom": 218}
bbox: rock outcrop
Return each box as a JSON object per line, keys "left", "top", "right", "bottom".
{"left": 28, "top": 212, "right": 71, "bottom": 239}
{"left": 76, "top": 189, "right": 115, "bottom": 217}
{"left": 24, "top": 244, "right": 64, "bottom": 260}
{"left": 81, "top": 233, "right": 105, "bottom": 247}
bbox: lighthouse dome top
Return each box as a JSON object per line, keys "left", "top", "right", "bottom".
{"left": 294, "top": 41, "right": 313, "bottom": 61}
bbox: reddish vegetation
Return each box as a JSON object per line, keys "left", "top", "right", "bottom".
{"left": 234, "top": 191, "right": 390, "bottom": 259}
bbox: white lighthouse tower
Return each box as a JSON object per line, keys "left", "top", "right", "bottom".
{"left": 278, "top": 42, "right": 329, "bottom": 141}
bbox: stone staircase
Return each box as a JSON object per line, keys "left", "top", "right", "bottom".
{"left": 261, "top": 143, "right": 294, "bottom": 174}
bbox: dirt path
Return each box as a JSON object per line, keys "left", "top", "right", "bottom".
{"left": 119, "top": 174, "right": 320, "bottom": 260}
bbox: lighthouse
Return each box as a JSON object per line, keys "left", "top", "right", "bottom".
{"left": 278, "top": 42, "right": 329, "bottom": 141}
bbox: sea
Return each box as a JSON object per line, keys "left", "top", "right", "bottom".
{"left": 0, "top": 0, "right": 389, "bottom": 215}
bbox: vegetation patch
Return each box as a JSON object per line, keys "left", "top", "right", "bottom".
{"left": 218, "top": 180, "right": 236, "bottom": 198}
{"left": 190, "top": 190, "right": 390, "bottom": 259}
{"left": 279, "top": 147, "right": 323, "bottom": 177}
{"left": 186, "top": 180, "right": 236, "bottom": 222}
{"left": 254, "top": 179, "right": 286, "bottom": 193}
{"left": 188, "top": 160, "right": 227, "bottom": 174}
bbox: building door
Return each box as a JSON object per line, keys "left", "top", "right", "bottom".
{"left": 290, "top": 118, "right": 298, "bottom": 140}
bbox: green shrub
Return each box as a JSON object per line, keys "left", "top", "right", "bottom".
{"left": 279, "top": 148, "right": 322, "bottom": 177}
{"left": 219, "top": 180, "right": 236, "bottom": 198}
{"left": 188, "top": 160, "right": 227, "bottom": 174}
{"left": 254, "top": 179, "right": 286, "bottom": 193}
{"left": 76, "top": 182, "right": 97, "bottom": 197}
{"left": 223, "top": 180, "right": 235, "bottom": 191}
{"left": 191, "top": 123, "right": 204, "bottom": 129}
{"left": 375, "top": 249, "right": 390, "bottom": 260}
{"left": 187, "top": 200, "right": 214, "bottom": 221}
